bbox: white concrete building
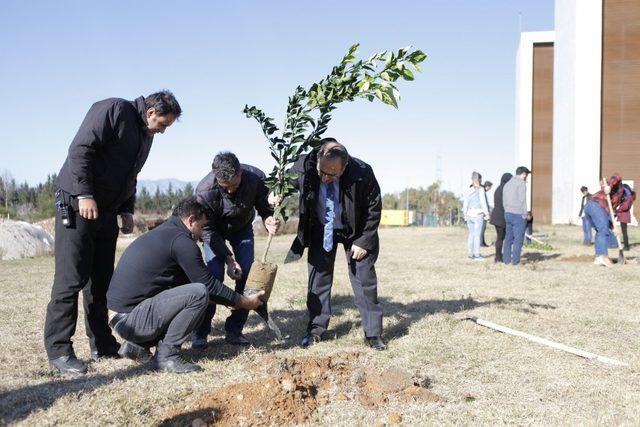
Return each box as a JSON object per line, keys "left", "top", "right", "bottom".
{"left": 515, "top": 0, "right": 639, "bottom": 224}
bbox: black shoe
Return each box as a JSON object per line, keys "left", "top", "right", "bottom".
{"left": 153, "top": 354, "right": 202, "bottom": 374}
{"left": 118, "top": 341, "right": 153, "bottom": 363}
{"left": 90, "top": 347, "right": 121, "bottom": 362}
{"left": 300, "top": 333, "right": 322, "bottom": 348}
{"left": 366, "top": 336, "right": 387, "bottom": 351}
{"left": 624, "top": 245, "right": 630, "bottom": 251}
{"left": 50, "top": 354, "right": 88, "bottom": 375}
{"left": 191, "top": 335, "right": 208, "bottom": 350}
{"left": 225, "top": 332, "right": 251, "bottom": 346}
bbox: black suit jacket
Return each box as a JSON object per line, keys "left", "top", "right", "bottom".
{"left": 56, "top": 97, "right": 152, "bottom": 213}
{"left": 285, "top": 149, "right": 382, "bottom": 263}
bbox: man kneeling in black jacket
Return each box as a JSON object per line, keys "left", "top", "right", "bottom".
{"left": 106, "top": 198, "right": 263, "bottom": 373}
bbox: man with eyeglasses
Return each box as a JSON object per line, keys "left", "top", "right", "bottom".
{"left": 280, "top": 138, "right": 385, "bottom": 350}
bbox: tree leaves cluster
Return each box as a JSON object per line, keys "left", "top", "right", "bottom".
{"left": 243, "top": 43, "right": 427, "bottom": 221}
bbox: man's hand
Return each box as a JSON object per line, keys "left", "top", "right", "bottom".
{"left": 268, "top": 192, "right": 283, "bottom": 207}
{"left": 234, "top": 291, "right": 265, "bottom": 311}
{"left": 119, "top": 213, "right": 134, "bottom": 234}
{"left": 226, "top": 257, "right": 243, "bottom": 280}
{"left": 350, "top": 244, "right": 368, "bottom": 261}
{"left": 78, "top": 198, "right": 99, "bottom": 220}
{"left": 264, "top": 216, "right": 281, "bottom": 235}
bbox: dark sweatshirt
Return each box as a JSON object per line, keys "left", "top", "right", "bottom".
{"left": 56, "top": 97, "right": 152, "bottom": 214}
{"left": 490, "top": 173, "right": 513, "bottom": 228}
{"left": 107, "top": 215, "right": 240, "bottom": 313}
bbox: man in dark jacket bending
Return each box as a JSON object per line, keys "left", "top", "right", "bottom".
{"left": 192, "top": 152, "right": 280, "bottom": 348}
{"left": 107, "top": 198, "right": 264, "bottom": 373}
{"left": 282, "top": 138, "right": 386, "bottom": 350}
{"left": 44, "top": 91, "right": 181, "bottom": 375}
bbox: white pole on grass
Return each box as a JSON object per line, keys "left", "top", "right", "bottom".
{"left": 466, "top": 317, "right": 628, "bottom": 366}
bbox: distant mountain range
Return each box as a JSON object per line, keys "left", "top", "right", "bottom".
{"left": 137, "top": 179, "right": 198, "bottom": 195}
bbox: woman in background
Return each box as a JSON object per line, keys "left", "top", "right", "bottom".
{"left": 463, "top": 171, "right": 490, "bottom": 261}
{"left": 616, "top": 183, "right": 636, "bottom": 251}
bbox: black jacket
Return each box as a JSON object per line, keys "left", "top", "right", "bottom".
{"left": 196, "top": 164, "right": 273, "bottom": 259}
{"left": 284, "top": 149, "right": 382, "bottom": 263}
{"left": 56, "top": 97, "right": 152, "bottom": 213}
{"left": 107, "top": 215, "right": 240, "bottom": 313}
{"left": 489, "top": 173, "right": 513, "bottom": 227}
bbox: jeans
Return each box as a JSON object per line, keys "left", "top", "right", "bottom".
{"left": 583, "top": 201, "right": 618, "bottom": 256}
{"left": 525, "top": 221, "right": 533, "bottom": 244}
{"left": 503, "top": 212, "right": 527, "bottom": 265}
{"left": 111, "top": 283, "right": 209, "bottom": 354}
{"left": 194, "top": 225, "right": 254, "bottom": 338}
{"left": 466, "top": 216, "right": 484, "bottom": 257}
{"left": 582, "top": 215, "right": 594, "bottom": 244}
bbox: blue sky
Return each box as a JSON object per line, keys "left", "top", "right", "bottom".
{"left": 0, "top": 1, "right": 553, "bottom": 196}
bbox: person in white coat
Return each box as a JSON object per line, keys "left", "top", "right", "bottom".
{"left": 463, "top": 172, "right": 490, "bottom": 260}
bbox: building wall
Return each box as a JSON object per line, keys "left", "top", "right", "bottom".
{"left": 531, "top": 43, "right": 554, "bottom": 224}
{"left": 601, "top": 0, "right": 640, "bottom": 221}
{"left": 515, "top": 31, "right": 555, "bottom": 211}
{"left": 552, "top": 0, "right": 603, "bottom": 224}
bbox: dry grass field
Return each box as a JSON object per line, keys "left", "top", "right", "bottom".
{"left": 1, "top": 225, "right": 639, "bottom": 425}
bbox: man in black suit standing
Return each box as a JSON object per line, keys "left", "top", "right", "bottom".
{"left": 44, "top": 91, "right": 182, "bottom": 374}
{"left": 283, "top": 138, "right": 386, "bottom": 350}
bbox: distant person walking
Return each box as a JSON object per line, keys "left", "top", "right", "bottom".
{"left": 463, "top": 172, "right": 490, "bottom": 260}
{"left": 578, "top": 186, "right": 593, "bottom": 245}
{"left": 502, "top": 166, "right": 530, "bottom": 265}
{"left": 583, "top": 174, "right": 625, "bottom": 267}
{"left": 616, "top": 183, "right": 636, "bottom": 251}
{"left": 525, "top": 211, "right": 533, "bottom": 244}
{"left": 480, "top": 180, "right": 493, "bottom": 247}
{"left": 490, "top": 173, "right": 512, "bottom": 263}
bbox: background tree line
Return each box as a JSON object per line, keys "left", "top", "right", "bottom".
{"left": 0, "top": 170, "right": 197, "bottom": 221}
{"left": 1, "top": 170, "right": 460, "bottom": 225}
{"left": 381, "top": 181, "right": 462, "bottom": 225}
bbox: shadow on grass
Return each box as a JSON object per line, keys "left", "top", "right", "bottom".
{"left": 521, "top": 252, "right": 562, "bottom": 263}
{"left": 0, "top": 363, "right": 151, "bottom": 424}
{"left": 1, "top": 295, "right": 555, "bottom": 423}
{"left": 219, "top": 294, "right": 557, "bottom": 352}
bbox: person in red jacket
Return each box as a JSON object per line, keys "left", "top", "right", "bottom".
{"left": 616, "top": 183, "right": 636, "bottom": 251}
{"left": 584, "top": 173, "right": 625, "bottom": 267}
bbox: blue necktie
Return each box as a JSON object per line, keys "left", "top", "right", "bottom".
{"left": 323, "top": 183, "right": 336, "bottom": 252}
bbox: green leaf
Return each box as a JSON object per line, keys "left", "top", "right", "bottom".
{"left": 401, "top": 67, "right": 414, "bottom": 81}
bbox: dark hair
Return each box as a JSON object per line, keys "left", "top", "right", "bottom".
{"left": 172, "top": 197, "right": 207, "bottom": 220}
{"left": 516, "top": 166, "right": 530, "bottom": 176}
{"left": 580, "top": 186, "right": 588, "bottom": 192}
{"left": 317, "top": 138, "right": 349, "bottom": 165}
{"left": 144, "top": 90, "right": 182, "bottom": 118}
{"left": 212, "top": 151, "right": 240, "bottom": 181}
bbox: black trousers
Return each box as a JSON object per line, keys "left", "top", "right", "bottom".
{"left": 480, "top": 219, "right": 488, "bottom": 246}
{"left": 111, "top": 283, "right": 209, "bottom": 354}
{"left": 306, "top": 230, "right": 383, "bottom": 337}
{"left": 494, "top": 225, "right": 506, "bottom": 262}
{"left": 621, "top": 222, "right": 629, "bottom": 249}
{"left": 44, "top": 193, "right": 120, "bottom": 359}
